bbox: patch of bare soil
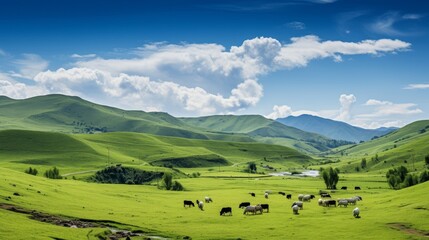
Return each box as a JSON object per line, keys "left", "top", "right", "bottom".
{"left": 0, "top": 203, "right": 155, "bottom": 239}
{"left": 387, "top": 223, "right": 429, "bottom": 238}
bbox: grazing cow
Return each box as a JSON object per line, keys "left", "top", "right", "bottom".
{"left": 292, "top": 204, "right": 299, "bottom": 215}
{"left": 264, "top": 192, "right": 269, "bottom": 199}
{"left": 323, "top": 199, "right": 336, "bottom": 207}
{"left": 291, "top": 201, "right": 303, "bottom": 210}
{"left": 321, "top": 193, "right": 331, "bottom": 198}
{"left": 196, "top": 200, "right": 204, "bottom": 211}
{"left": 260, "top": 204, "right": 269, "bottom": 213}
{"left": 318, "top": 199, "right": 324, "bottom": 206}
{"left": 341, "top": 186, "right": 347, "bottom": 190}
{"left": 355, "top": 186, "right": 361, "bottom": 190}
{"left": 239, "top": 202, "right": 251, "bottom": 208}
{"left": 205, "top": 196, "right": 213, "bottom": 203}
{"left": 220, "top": 207, "right": 232, "bottom": 216}
{"left": 249, "top": 192, "right": 256, "bottom": 197}
{"left": 302, "top": 194, "right": 315, "bottom": 202}
{"left": 298, "top": 194, "right": 304, "bottom": 201}
{"left": 184, "top": 200, "right": 195, "bottom": 208}
{"left": 278, "top": 192, "right": 286, "bottom": 196}
{"left": 286, "top": 194, "right": 292, "bottom": 199}
{"left": 353, "top": 207, "right": 360, "bottom": 218}
{"left": 346, "top": 197, "right": 357, "bottom": 205}
{"left": 338, "top": 199, "right": 348, "bottom": 207}
{"left": 243, "top": 205, "right": 263, "bottom": 215}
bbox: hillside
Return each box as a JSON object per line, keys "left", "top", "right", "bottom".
{"left": 324, "top": 120, "right": 429, "bottom": 172}
{"left": 0, "top": 129, "right": 313, "bottom": 174}
{"left": 277, "top": 114, "right": 396, "bottom": 142}
{"left": 180, "top": 115, "right": 352, "bottom": 154}
{"left": 0, "top": 94, "right": 252, "bottom": 142}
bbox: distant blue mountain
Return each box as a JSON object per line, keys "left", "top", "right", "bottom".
{"left": 276, "top": 114, "right": 397, "bottom": 143}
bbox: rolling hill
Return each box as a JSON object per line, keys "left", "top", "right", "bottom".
{"left": 323, "top": 120, "right": 429, "bottom": 172}
{"left": 0, "top": 94, "right": 252, "bottom": 142}
{"left": 277, "top": 114, "right": 396, "bottom": 142}
{"left": 180, "top": 115, "right": 353, "bottom": 154}
{"left": 0, "top": 129, "right": 313, "bottom": 174}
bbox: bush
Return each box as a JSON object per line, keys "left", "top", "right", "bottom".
{"left": 25, "top": 167, "right": 38, "bottom": 176}
{"left": 386, "top": 166, "right": 427, "bottom": 190}
{"left": 92, "top": 165, "right": 163, "bottom": 184}
{"left": 321, "top": 167, "right": 339, "bottom": 189}
{"left": 160, "top": 173, "right": 184, "bottom": 191}
{"left": 44, "top": 167, "right": 62, "bottom": 179}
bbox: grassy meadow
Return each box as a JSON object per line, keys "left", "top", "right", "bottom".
{"left": 1, "top": 167, "right": 428, "bottom": 239}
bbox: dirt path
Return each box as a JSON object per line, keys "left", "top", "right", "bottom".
{"left": 387, "top": 223, "right": 429, "bottom": 238}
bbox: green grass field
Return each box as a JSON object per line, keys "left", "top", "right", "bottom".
{"left": 1, "top": 167, "right": 428, "bottom": 239}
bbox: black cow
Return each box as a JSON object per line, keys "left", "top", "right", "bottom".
{"left": 324, "top": 199, "right": 336, "bottom": 207}
{"left": 220, "top": 207, "right": 232, "bottom": 216}
{"left": 260, "top": 204, "right": 269, "bottom": 213}
{"left": 239, "top": 202, "right": 251, "bottom": 208}
{"left": 341, "top": 186, "right": 347, "bottom": 190}
{"left": 355, "top": 186, "right": 361, "bottom": 190}
{"left": 286, "top": 194, "right": 292, "bottom": 199}
{"left": 249, "top": 192, "right": 256, "bottom": 197}
{"left": 184, "top": 200, "right": 195, "bottom": 208}
{"left": 278, "top": 191, "right": 286, "bottom": 196}
{"left": 321, "top": 193, "right": 331, "bottom": 198}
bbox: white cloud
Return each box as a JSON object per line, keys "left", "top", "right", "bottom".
{"left": 71, "top": 53, "right": 97, "bottom": 58}
{"left": 336, "top": 94, "right": 356, "bottom": 121}
{"left": 404, "top": 83, "right": 429, "bottom": 89}
{"left": 0, "top": 73, "right": 47, "bottom": 99}
{"left": 33, "top": 68, "right": 263, "bottom": 115}
{"left": 13, "top": 54, "right": 49, "bottom": 79}
{"left": 362, "top": 99, "right": 422, "bottom": 116}
{"left": 266, "top": 105, "right": 293, "bottom": 119}
{"left": 371, "top": 12, "right": 424, "bottom": 36}
{"left": 402, "top": 14, "right": 423, "bottom": 20}
{"left": 287, "top": 21, "right": 306, "bottom": 30}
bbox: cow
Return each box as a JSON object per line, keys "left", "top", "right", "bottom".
{"left": 249, "top": 192, "right": 256, "bottom": 197}
{"left": 353, "top": 207, "right": 360, "bottom": 218}
{"left": 243, "top": 205, "right": 263, "bottom": 215}
{"left": 323, "top": 199, "right": 336, "bottom": 207}
{"left": 291, "top": 201, "right": 303, "bottom": 210}
{"left": 184, "top": 200, "right": 195, "bottom": 208}
{"left": 260, "top": 204, "right": 269, "bottom": 213}
{"left": 338, "top": 199, "right": 348, "bottom": 207}
{"left": 341, "top": 186, "right": 347, "bottom": 190}
{"left": 286, "top": 194, "right": 292, "bottom": 199}
{"left": 321, "top": 193, "right": 331, "bottom": 198}
{"left": 303, "top": 194, "right": 315, "bottom": 202}
{"left": 355, "top": 186, "right": 361, "bottom": 190}
{"left": 278, "top": 192, "right": 286, "bottom": 196}
{"left": 220, "top": 207, "right": 232, "bottom": 216}
{"left": 239, "top": 202, "right": 251, "bottom": 208}
{"left": 205, "top": 197, "right": 213, "bottom": 203}
{"left": 196, "top": 200, "right": 204, "bottom": 211}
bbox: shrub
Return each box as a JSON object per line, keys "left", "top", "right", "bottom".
{"left": 44, "top": 167, "right": 62, "bottom": 179}
{"left": 25, "top": 167, "right": 38, "bottom": 176}
{"left": 321, "top": 167, "right": 339, "bottom": 189}
{"left": 92, "top": 165, "right": 162, "bottom": 184}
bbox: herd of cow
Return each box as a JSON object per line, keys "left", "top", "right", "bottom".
{"left": 183, "top": 186, "right": 362, "bottom": 218}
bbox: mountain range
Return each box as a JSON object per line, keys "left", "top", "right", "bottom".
{"left": 277, "top": 114, "right": 397, "bottom": 143}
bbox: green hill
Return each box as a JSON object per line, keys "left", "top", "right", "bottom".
{"left": 0, "top": 94, "right": 252, "bottom": 142}
{"left": 0, "top": 129, "right": 312, "bottom": 174}
{"left": 322, "top": 120, "right": 429, "bottom": 173}
{"left": 181, "top": 115, "right": 352, "bottom": 154}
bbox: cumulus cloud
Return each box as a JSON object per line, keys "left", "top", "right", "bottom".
{"left": 13, "top": 54, "right": 49, "bottom": 79}
{"left": 362, "top": 99, "right": 422, "bottom": 116}
{"left": 0, "top": 73, "right": 47, "bottom": 99}
{"left": 404, "top": 83, "right": 429, "bottom": 89}
{"left": 266, "top": 105, "right": 293, "bottom": 119}
{"left": 336, "top": 94, "right": 356, "bottom": 121}
{"left": 33, "top": 68, "right": 263, "bottom": 115}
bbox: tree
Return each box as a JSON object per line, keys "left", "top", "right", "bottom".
{"left": 420, "top": 170, "right": 429, "bottom": 183}
{"left": 321, "top": 167, "right": 339, "bottom": 189}
{"left": 247, "top": 162, "right": 257, "bottom": 173}
{"left": 361, "top": 158, "right": 367, "bottom": 169}
{"left": 44, "top": 167, "right": 62, "bottom": 179}
{"left": 25, "top": 167, "right": 38, "bottom": 176}
{"left": 161, "top": 173, "right": 173, "bottom": 190}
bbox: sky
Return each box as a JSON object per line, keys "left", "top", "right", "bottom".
{"left": 0, "top": 0, "right": 428, "bottom": 129}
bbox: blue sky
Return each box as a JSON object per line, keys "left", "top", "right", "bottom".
{"left": 0, "top": 0, "right": 428, "bottom": 128}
